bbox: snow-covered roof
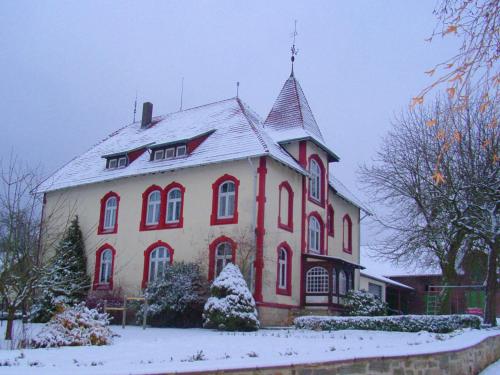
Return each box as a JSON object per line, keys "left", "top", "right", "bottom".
{"left": 360, "top": 269, "right": 414, "bottom": 290}
{"left": 38, "top": 98, "right": 307, "bottom": 193}
{"left": 328, "top": 174, "right": 372, "bottom": 215}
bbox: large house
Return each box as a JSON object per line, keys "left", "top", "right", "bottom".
{"left": 39, "top": 68, "right": 370, "bottom": 325}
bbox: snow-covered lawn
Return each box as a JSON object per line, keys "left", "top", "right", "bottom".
{"left": 481, "top": 359, "right": 500, "bottom": 374}
{"left": 0, "top": 322, "right": 499, "bottom": 375}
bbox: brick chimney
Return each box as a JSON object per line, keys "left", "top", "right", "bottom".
{"left": 141, "top": 102, "right": 153, "bottom": 129}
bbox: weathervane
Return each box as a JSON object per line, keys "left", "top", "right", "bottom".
{"left": 290, "top": 20, "right": 299, "bottom": 75}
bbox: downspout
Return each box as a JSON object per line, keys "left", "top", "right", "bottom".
{"left": 247, "top": 157, "right": 258, "bottom": 294}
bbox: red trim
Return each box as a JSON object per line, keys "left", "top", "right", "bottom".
{"left": 307, "top": 154, "right": 326, "bottom": 208}
{"left": 298, "top": 141, "right": 307, "bottom": 168}
{"left": 299, "top": 141, "right": 307, "bottom": 307}
{"left": 277, "top": 181, "right": 294, "bottom": 232}
{"left": 141, "top": 241, "right": 174, "bottom": 289}
{"left": 164, "top": 182, "right": 185, "bottom": 229}
{"left": 210, "top": 174, "right": 240, "bottom": 225}
{"left": 343, "top": 214, "right": 353, "bottom": 254}
{"left": 327, "top": 204, "right": 334, "bottom": 237}
{"left": 98, "top": 191, "right": 120, "bottom": 235}
{"left": 254, "top": 157, "right": 267, "bottom": 302}
{"left": 275, "top": 242, "right": 293, "bottom": 296}
{"left": 93, "top": 244, "right": 116, "bottom": 291}
{"left": 139, "top": 185, "right": 165, "bottom": 231}
{"left": 307, "top": 211, "right": 325, "bottom": 255}
{"left": 127, "top": 148, "right": 147, "bottom": 163}
{"left": 208, "top": 235, "right": 237, "bottom": 282}
{"left": 256, "top": 301, "right": 301, "bottom": 309}
{"left": 187, "top": 133, "right": 211, "bottom": 154}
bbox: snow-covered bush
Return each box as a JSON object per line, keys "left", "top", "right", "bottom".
{"left": 343, "top": 289, "right": 388, "bottom": 316}
{"left": 138, "top": 262, "right": 207, "bottom": 327}
{"left": 32, "top": 303, "right": 115, "bottom": 348}
{"left": 203, "top": 263, "right": 259, "bottom": 331}
{"left": 294, "top": 314, "right": 481, "bottom": 333}
{"left": 32, "top": 217, "right": 90, "bottom": 322}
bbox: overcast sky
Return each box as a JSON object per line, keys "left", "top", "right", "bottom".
{"left": 0, "top": 1, "right": 458, "bottom": 253}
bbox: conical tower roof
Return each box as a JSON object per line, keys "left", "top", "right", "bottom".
{"left": 264, "top": 73, "right": 324, "bottom": 141}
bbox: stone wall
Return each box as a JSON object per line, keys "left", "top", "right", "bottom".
{"left": 177, "top": 333, "right": 500, "bottom": 375}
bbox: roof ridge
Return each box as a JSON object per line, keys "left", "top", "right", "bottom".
{"left": 169, "top": 97, "right": 235, "bottom": 116}
{"left": 236, "top": 98, "right": 269, "bottom": 153}
{"left": 291, "top": 76, "right": 304, "bottom": 128}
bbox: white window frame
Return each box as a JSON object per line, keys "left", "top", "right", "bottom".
{"left": 103, "top": 196, "right": 117, "bottom": 230}
{"left": 369, "top": 282, "right": 382, "bottom": 299}
{"left": 148, "top": 246, "right": 170, "bottom": 283}
{"left": 332, "top": 268, "right": 337, "bottom": 294}
{"left": 309, "top": 159, "right": 321, "bottom": 201}
{"left": 146, "top": 190, "right": 161, "bottom": 225}
{"left": 166, "top": 188, "right": 181, "bottom": 223}
{"left": 218, "top": 181, "right": 235, "bottom": 219}
{"left": 215, "top": 242, "right": 233, "bottom": 277}
{"left": 165, "top": 148, "right": 175, "bottom": 159}
{"left": 118, "top": 156, "right": 127, "bottom": 167}
{"left": 153, "top": 149, "right": 164, "bottom": 161}
{"left": 306, "top": 266, "right": 329, "bottom": 293}
{"left": 108, "top": 159, "right": 118, "bottom": 169}
{"left": 176, "top": 145, "right": 187, "bottom": 157}
{"left": 99, "top": 249, "right": 113, "bottom": 284}
{"left": 308, "top": 216, "right": 321, "bottom": 254}
{"left": 278, "top": 248, "right": 287, "bottom": 289}
{"left": 339, "top": 270, "right": 347, "bottom": 295}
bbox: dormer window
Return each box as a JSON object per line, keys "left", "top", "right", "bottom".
{"left": 165, "top": 148, "right": 175, "bottom": 159}
{"left": 106, "top": 155, "right": 128, "bottom": 169}
{"left": 176, "top": 145, "right": 187, "bottom": 157}
{"left": 153, "top": 149, "right": 164, "bottom": 161}
{"left": 118, "top": 157, "right": 127, "bottom": 168}
{"left": 150, "top": 144, "right": 188, "bottom": 161}
{"left": 108, "top": 159, "right": 118, "bottom": 169}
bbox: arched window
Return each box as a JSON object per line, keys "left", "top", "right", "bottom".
{"left": 98, "top": 191, "right": 120, "bottom": 234}
{"left": 309, "top": 159, "right": 321, "bottom": 201}
{"left": 99, "top": 249, "right": 113, "bottom": 284}
{"left": 343, "top": 214, "right": 353, "bottom": 253}
{"left": 208, "top": 236, "right": 236, "bottom": 280}
{"left": 146, "top": 190, "right": 161, "bottom": 225}
{"left": 93, "top": 244, "right": 116, "bottom": 290}
{"left": 339, "top": 270, "right": 347, "bottom": 295}
{"left": 331, "top": 268, "right": 337, "bottom": 294}
{"left": 141, "top": 241, "right": 174, "bottom": 288}
{"left": 166, "top": 188, "right": 181, "bottom": 223}
{"left": 215, "top": 242, "right": 233, "bottom": 277}
{"left": 148, "top": 246, "right": 170, "bottom": 283}
{"left": 278, "top": 181, "right": 294, "bottom": 231}
{"left": 327, "top": 205, "right": 334, "bottom": 236}
{"left": 308, "top": 215, "right": 321, "bottom": 254}
{"left": 306, "top": 267, "right": 329, "bottom": 293}
{"left": 218, "top": 181, "right": 235, "bottom": 219}
{"left": 276, "top": 242, "right": 293, "bottom": 296}
{"left": 278, "top": 248, "right": 287, "bottom": 289}
{"left": 211, "top": 175, "right": 240, "bottom": 225}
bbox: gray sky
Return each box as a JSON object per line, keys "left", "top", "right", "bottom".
{"left": 0, "top": 1, "right": 457, "bottom": 249}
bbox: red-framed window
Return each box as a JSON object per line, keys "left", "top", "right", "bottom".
{"left": 308, "top": 154, "right": 326, "bottom": 207}
{"left": 276, "top": 242, "right": 293, "bottom": 296}
{"left": 208, "top": 235, "right": 237, "bottom": 281}
{"left": 343, "top": 214, "right": 353, "bottom": 254}
{"left": 327, "top": 204, "right": 334, "bottom": 237}
{"left": 278, "top": 181, "right": 294, "bottom": 232}
{"left": 210, "top": 174, "right": 239, "bottom": 225}
{"left": 140, "top": 185, "right": 164, "bottom": 231}
{"left": 308, "top": 211, "right": 325, "bottom": 255}
{"left": 93, "top": 244, "right": 116, "bottom": 290}
{"left": 141, "top": 241, "right": 174, "bottom": 288}
{"left": 98, "top": 191, "right": 120, "bottom": 234}
{"left": 164, "top": 182, "right": 185, "bottom": 229}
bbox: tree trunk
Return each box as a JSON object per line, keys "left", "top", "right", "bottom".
{"left": 4, "top": 306, "right": 15, "bottom": 340}
{"left": 440, "top": 261, "right": 458, "bottom": 314}
{"left": 484, "top": 241, "right": 498, "bottom": 326}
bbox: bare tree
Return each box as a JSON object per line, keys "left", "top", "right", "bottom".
{"left": 0, "top": 156, "right": 44, "bottom": 340}
{"left": 360, "top": 96, "right": 496, "bottom": 313}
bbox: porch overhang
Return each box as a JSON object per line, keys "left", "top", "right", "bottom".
{"left": 303, "top": 253, "right": 365, "bottom": 270}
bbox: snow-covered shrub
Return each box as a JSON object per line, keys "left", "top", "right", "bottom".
{"left": 32, "top": 303, "right": 115, "bottom": 348}
{"left": 32, "top": 217, "right": 90, "bottom": 323}
{"left": 138, "top": 262, "right": 207, "bottom": 327}
{"left": 343, "top": 289, "right": 388, "bottom": 316}
{"left": 294, "top": 314, "right": 481, "bottom": 333}
{"left": 203, "top": 263, "right": 259, "bottom": 331}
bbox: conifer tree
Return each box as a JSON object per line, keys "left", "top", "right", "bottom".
{"left": 203, "top": 263, "right": 259, "bottom": 331}
{"left": 33, "top": 216, "right": 90, "bottom": 322}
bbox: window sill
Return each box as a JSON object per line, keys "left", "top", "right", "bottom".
{"left": 93, "top": 283, "right": 112, "bottom": 291}
{"left": 97, "top": 228, "right": 117, "bottom": 235}
{"left": 276, "top": 288, "right": 291, "bottom": 296}
{"left": 210, "top": 215, "right": 238, "bottom": 226}
{"left": 278, "top": 222, "right": 293, "bottom": 232}
{"left": 308, "top": 195, "right": 325, "bottom": 208}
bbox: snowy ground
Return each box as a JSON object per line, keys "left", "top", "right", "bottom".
{"left": 481, "top": 359, "right": 500, "bottom": 374}
{"left": 0, "top": 322, "right": 499, "bottom": 375}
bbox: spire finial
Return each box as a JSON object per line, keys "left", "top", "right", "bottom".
{"left": 290, "top": 20, "right": 299, "bottom": 76}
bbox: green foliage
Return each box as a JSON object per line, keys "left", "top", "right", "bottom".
{"left": 137, "top": 262, "right": 207, "bottom": 327}
{"left": 295, "top": 314, "right": 481, "bottom": 333}
{"left": 343, "top": 290, "right": 388, "bottom": 316}
{"left": 32, "top": 216, "right": 90, "bottom": 322}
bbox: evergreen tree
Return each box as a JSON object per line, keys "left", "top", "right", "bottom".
{"left": 33, "top": 216, "right": 90, "bottom": 322}
{"left": 203, "top": 263, "right": 259, "bottom": 331}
